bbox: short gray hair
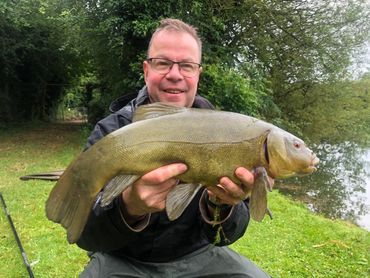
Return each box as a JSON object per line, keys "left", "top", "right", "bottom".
{"left": 147, "top": 18, "right": 202, "bottom": 61}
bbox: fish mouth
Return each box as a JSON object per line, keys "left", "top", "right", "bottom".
{"left": 311, "top": 155, "right": 320, "bottom": 168}
{"left": 301, "top": 155, "right": 320, "bottom": 174}
{"left": 305, "top": 166, "right": 317, "bottom": 173}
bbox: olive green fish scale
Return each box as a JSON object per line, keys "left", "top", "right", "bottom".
{"left": 109, "top": 110, "right": 271, "bottom": 145}
{"left": 116, "top": 139, "right": 265, "bottom": 186}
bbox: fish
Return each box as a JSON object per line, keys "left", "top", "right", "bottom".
{"left": 45, "top": 103, "right": 319, "bottom": 243}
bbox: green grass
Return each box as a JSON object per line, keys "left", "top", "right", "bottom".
{"left": 0, "top": 122, "right": 89, "bottom": 277}
{"left": 0, "top": 122, "right": 369, "bottom": 277}
{"left": 232, "top": 192, "right": 370, "bottom": 277}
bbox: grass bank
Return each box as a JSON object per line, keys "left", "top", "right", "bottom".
{"left": 0, "top": 123, "right": 369, "bottom": 277}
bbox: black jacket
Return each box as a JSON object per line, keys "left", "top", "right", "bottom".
{"left": 77, "top": 87, "right": 251, "bottom": 262}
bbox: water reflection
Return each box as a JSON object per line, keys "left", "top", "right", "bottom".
{"left": 275, "top": 142, "right": 370, "bottom": 230}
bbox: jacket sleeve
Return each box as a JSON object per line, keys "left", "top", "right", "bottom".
{"left": 77, "top": 196, "right": 143, "bottom": 251}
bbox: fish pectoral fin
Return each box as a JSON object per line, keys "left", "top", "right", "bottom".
{"left": 249, "top": 167, "right": 270, "bottom": 222}
{"left": 133, "top": 103, "right": 187, "bottom": 122}
{"left": 166, "top": 183, "right": 203, "bottom": 221}
{"left": 101, "top": 174, "right": 140, "bottom": 207}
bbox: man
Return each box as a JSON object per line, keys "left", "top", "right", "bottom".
{"left": 78, "top": 18, "right": 270, "bottom": 277}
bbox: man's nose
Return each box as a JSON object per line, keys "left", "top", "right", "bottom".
{"left": 165, "top": 64, "right": 184, "bottom": 80}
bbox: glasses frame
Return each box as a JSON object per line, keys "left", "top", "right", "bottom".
{"left": 146, "top": 58, "right": 202, "bottom": 77}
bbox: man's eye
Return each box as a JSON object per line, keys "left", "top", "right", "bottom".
{"left": 156, "top": 60, "right": 171, "bottom": 67}
{"left": 181, "top": 63, "right": 195, "bottom": 72}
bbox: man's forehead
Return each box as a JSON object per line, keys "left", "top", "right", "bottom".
{"left": 149, "top": 30, "right": 201, "bottom": 60}
{"left": 151, "top": 29, "right": 196, "bottom": 43}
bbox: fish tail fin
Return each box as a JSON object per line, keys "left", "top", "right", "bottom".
{"left": 45, "top": 171, "right": 93, "bottom": 243}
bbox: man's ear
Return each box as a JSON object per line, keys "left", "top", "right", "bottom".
{"left": 143, "top": 60, "right": 149, "bottom": 82}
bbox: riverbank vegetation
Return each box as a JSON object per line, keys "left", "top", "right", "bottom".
{"left": 1, "top": 0, "right": 369, "bottom": 128}
{"left": 282, "top": 74, "right": 370, "bottom": 145}
{"left": 0, "top": 123, "right": 368, "bottom": 277}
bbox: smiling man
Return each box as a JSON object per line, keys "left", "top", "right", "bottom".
{"left": 143, "top": 24, "right": 202, "bottom": 107}
{"left": 78, "top": 18, "right": 270, "bottom": 278}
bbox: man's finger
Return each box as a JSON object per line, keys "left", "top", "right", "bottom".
{"left": 141, "top": 163, "right": 187, "bottom": 184}
{"left": 235, "top": 167, "right": 254, "bottom": 191}
{"left": 219, "top": 177, "right": 245, "bottom": 198}
{"left": 207, "top": 185, "right": 240, "bottom": 206}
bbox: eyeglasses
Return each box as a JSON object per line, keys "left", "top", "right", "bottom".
{"left": 147, "top": 58, "right": 201, "bottom": 77}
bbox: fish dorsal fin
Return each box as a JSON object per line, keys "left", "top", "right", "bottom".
{"left": 133, "top": 103, "right": 188, "bottom": 122}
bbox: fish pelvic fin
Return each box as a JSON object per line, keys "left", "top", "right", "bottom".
{"left": 166, "top": 183, "right": 203, "bottom": 221}
{"left": 133, "top": 103, "right": 187, "bottom": 122}
{"left": 101, "top": 174, "right": 140, "bottom": 206}
{"left": 249, "top": 167, "right": 272, "bottom": 222}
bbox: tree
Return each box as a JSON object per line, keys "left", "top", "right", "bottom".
{"left": 73, "top": 0, "right": 369, "bottom": 120}
{"left": 2, "top": 0, "right": 369, "bottom": 125}
{"left": 0, "top": 0, "right": 84, "bottom": 122}
{"left": 71, "top": 0, "right": 273, "bottom": 120}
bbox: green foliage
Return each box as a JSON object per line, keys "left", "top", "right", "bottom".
{"left": 2, "top": 0, "right": 370, "bottom": 138}
{"left": 0, "top": 0, "right": 86, "bottom": 122}
{"left": 248, "top": 1, "right": 370, "bottom": 99}
{"left": 72, "top": 0, "right": 370, "bottom": 122}
{"left": 281, "top": 74, "right": 370, "bottom": 144}
{"left": 199, "top": 64, "right": 265, "bottom": 116}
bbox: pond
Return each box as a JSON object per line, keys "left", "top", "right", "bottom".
{"left": 275, "top": 142, "right": 370, "bottom": 231}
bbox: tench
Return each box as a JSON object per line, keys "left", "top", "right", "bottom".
{"left": 46, "top": 103, "right": 319, "bottom": 243}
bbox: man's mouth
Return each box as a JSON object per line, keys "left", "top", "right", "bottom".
{"left": 164, "top": 89, "right": 184, "bottom": 94}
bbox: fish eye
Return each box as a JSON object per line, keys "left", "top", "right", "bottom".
{"left": 293, "top": 141, "right": 301, "bottom": 149}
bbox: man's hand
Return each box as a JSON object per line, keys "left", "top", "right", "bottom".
{"left": 121, "top": 163, "right": 188, "bottom": 220}
{"left": 207, "top": 167, "right": 271, "bottom": 206}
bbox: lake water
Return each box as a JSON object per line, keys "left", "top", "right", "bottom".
{"left": 276, "top": 143, "right": 370, "bottom": 231}
{"left": 358, "top": 149, "right": 370, "bottom": 229}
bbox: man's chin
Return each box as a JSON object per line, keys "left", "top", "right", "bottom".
{"left": 149, "top": 92, "right": 194, "bottom": 107}
{"left": 159, "top": 94, "right": 187, "bottom": 107}
{"left": 160, "top": 102, "right": 186, "bottom": 108}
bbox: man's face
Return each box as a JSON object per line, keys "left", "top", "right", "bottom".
{"left": 143, "top": 30, "right": 202, "bottom": 108}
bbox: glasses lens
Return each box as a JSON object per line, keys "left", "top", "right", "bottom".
{"left": 149, "top": 58, "right": 199, "bottom": 77}
{"left": 150, "top": 59, "right": 172, "bottom": 73}
{"left": 179, "top": 62, "right": 198, "bottom": 75}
